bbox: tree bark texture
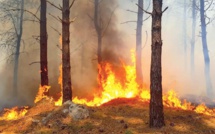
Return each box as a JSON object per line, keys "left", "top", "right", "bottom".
{"left": 62, "top": 0, "right": 72, "bottom": 103}
{"left": 136, "top": 0, "right": 144, "bottom": 87}
{"left": 40, "top": 0, "right": 49, "bottom": 93}
{"left": 149, "top": 0, "right": 165, "bottom": 128}
{"left": 13, "top": 0, "right": 24, "bottom": 97}
{"left": 200, "top": 0, "right": 213, "bottom": 98}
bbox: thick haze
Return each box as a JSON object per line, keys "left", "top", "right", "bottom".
{"left": 0, "top": 0, "right": 214, "bottom": 109}
{"left": 118, "top": 0, "right": 215, "bottom": 97}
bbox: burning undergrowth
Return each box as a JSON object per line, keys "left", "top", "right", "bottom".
{"left": 0, "top": 50, "right": 215, "bottom": 122}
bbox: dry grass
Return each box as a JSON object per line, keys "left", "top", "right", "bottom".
{"left": 0, "top": 98, "right": 215, "bottom": 134}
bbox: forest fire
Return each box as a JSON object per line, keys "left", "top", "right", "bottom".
{"left": 34, "top": 85, "right": 51, "bottom": 103}
{"left": 1, "top": 52, "right": 215, "bottom": 121}
{"left": 0, "top": 106, "right": 28, "bottom": 120}
{"left": 72, "top": 51, "right": 139, "bottom": 106}
{"left": 29, "top": 50, "right": 214, "bottom": 116}
{"left": 54, "top": 64, "right": 63, "bottom": 106}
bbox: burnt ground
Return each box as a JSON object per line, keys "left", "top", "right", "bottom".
{"left": 0, "top": 98, "right": 215, "bottom": 134}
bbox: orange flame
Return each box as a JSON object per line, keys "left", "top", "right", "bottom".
{"left": 55, "top": 64, "right": 63, "bottom": 106}
{"left": 163, "top": 90, "right": 193, "bottom": 110}
{"left": 194, "top": 104, "right": 214, "bottom": 115}
{"left": 52, "top": 47, "right": 215, "bottom": 117}
{"left": 73, "top": 50, "right": 139, "bottom": 106}
{"left": 34, "top": 85, "right": 51, "bottom": 103}
{"left": 71, "top": 50, "right": 215, "bottom": 116}
{"left": 0, "top": 106, "right": 28, "bottom": 120}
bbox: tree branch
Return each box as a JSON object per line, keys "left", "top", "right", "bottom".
{"left": 87, "top": 13, "right": 94, "bottom": 21}
{"left": 29, "top": 61, "right": 40, "bottom": 66}
{"left": 121, "top": 15, "right": 150, "bottom": 24}
{"left": 136, "top": 3, "right": 152, "bottom": 15}
{"left": 121, "top": 20, "right": 137, "bottom": 24}
{"left": 70, "top": 17, "right": 76, "bottom": 23}
{"left": 48, "top": 13, "right": 62, "bottom": 22}
{"left": 69, "top": 0, "right": 76, "bottom": 9}
{"left": 102, "top": 6, "right": 117, "bottom": 37}
{"left": 162, "top": 7, "right": 168, "bottom": 14}
{"left": 205, "top": 0, "right": 214, "bottom": 11}
{"left": 50, "top": 26, "right": 61, "bottom": 35}
{"left": 4, "top": 8, "right": 40, "bottom": 21}
{"left": 126, "top": 9, "right": 137, "bottom": 14}
{"left": 47, "top": 1, "right": 62, "bottom": 11}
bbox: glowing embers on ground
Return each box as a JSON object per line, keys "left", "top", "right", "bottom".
{"left": 0, "top": 106, "right": 28, "bottom": 120}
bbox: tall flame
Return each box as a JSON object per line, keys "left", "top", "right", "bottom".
{"left": 34, "top": 85, "right": 51, "bottom": 103}
{"left": 55, "top": 64, "right": 63, "bottom": 106}
{"left": 72, "top": 50, "right": 139, "bottom": 106}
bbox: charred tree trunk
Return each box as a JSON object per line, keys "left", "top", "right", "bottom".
{"left": 94, "top": 0, "right": 103, "bottom": 91}
{"left": 13, "top": 0, "right": 24, "bottom": 97}
{"left": 191, "top": 0, "right": 196, "bottom": 76}
{"left": 40, "top": 0, "right": 49, "bottom": 94}
{"left": 199, "top": 0, "right": 213, "bottom": 98}
{"left": 149, "top": 0, "right": 165, "bottom": 128}
{"left": 136, "top": 0, "right": 144, "bottom": 87}
{"left": 62, "top": 0, "right": 72, "bottom": 103}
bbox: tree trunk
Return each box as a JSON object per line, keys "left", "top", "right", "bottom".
{"left": 13, "top": 0, "right": 24, "bottom": 97}
{"left": 199, "top": 0, "right": 213, "bottom": 98}
{"left": 149, "top": 0, "right": 165, "bottom": 128}
{"left": 40, "top": 0, "right": 49, "bottom": 94}
{"left": 94, "top": 0, "right": 102, "bottom": 64}
{"left": 183, "top": 0, "right": 187, "bottom": 70}
{"left": 94, "top": 0, "right": 103, "bottom": 91}
{"left": 62, "top": 0, "right": 72, "bottom": 103}
{"left": 191, "top": 0, "right": 196, "bottom": 76}
{"left": 136, "top": 0, "right": 144, "bottom": 87}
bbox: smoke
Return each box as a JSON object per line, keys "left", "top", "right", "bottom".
{"left": 1, "top": 0, "right": 214, "bottom": 109}
{"left": 67, "top": 0, "right": 127, "bottom": 98}
{"left": 0, "top": 0, "right": 127, "bottom": 108}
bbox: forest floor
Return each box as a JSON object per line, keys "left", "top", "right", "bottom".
{"left": 0, "top": 98, "right": 215, "bottom": 134}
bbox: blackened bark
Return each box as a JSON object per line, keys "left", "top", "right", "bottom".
{"left": 200, "top": 0, "right": 213, "bottom": 98}
{"left": 191, "top": 0, "right": 196, "bottom": 76}
{"left": 136, "top": 0, "right": 144, "bottom": 87}
{"left": 62, "top": 0, "right": 72, "bottom": 103}
{"left": 13, "top": 0, "right": 24, "bottom": 97}
{"left": 149, "top": 0, "right": 165, "bottom": 128}
{"left": 40, "top": 0, "right": 49, "bottom": 93}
